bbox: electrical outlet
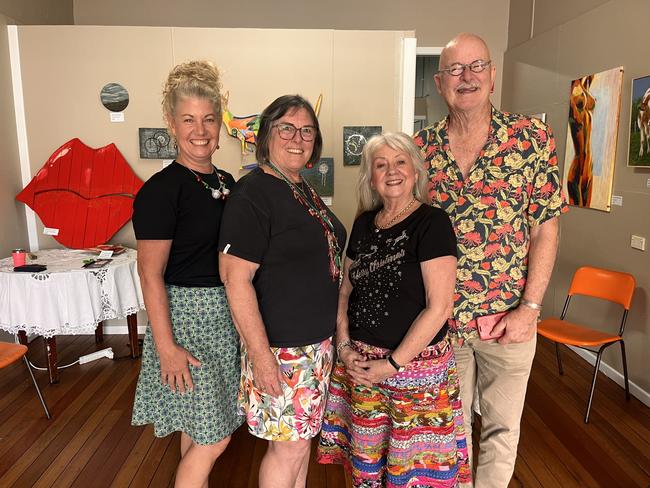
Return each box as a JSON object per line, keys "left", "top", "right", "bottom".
{"left": 646, "top": 178, "right": 650, "bottom": 188}
{"left": 611, "top": 195, "right": 623, "bottom": 206}
{"left": 631, "top": 235, "right": 646, "bottom": 251}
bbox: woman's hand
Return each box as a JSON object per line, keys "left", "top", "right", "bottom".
{"left": 251, "top": 349, "right": 285, "bottom": 397}
{"left": 349, "top": 357, "right": 395, "bottom": 387}
{"left": 339, "top": 346, "right": 367, "bottom": 384}
{"left": 158, "top": 343, "right": 201, "bottom": 394}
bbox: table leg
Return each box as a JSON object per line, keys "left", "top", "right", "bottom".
{"left": 95, "top": 321, "right": 104, "bottom": 343}
{"left": 44, "top": 336, "right": 59, "bottom": 384}
{"left": 17, "top": 331, "right": 28, "bottom": 345}
{"left": 127, "top": 313, "right": 140, "bottom": 358}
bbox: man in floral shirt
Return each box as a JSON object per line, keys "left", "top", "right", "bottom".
{"left": 414, "top": 33, "right": 567, "bottom": 487}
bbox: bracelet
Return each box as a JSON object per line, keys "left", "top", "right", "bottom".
{"left": 520, "top": 298, "right": 542, "bottom": 311}
{"left": 387, "top": 354, "right": 403, "bottom": 372}
{"left": 336, "top": 339, "right": 352, "bottom": 356}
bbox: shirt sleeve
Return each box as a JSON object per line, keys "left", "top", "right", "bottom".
{"left": 345, "top": 213, "right": 370, "bottom": 261}
{"left": 218, "top": 191, "right": 270, "bottom": 264}
{"left": 132, "top": 177, "right": 177, "bottom": 240}
{"left": 416, "top": 207, "right": 458, "bottom": 262}
{"left": 527, "top": 122, "right": 569, "bottom": 226}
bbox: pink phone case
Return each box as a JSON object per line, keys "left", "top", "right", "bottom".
{"left": 476, "top": 311, "right": 508, "bottom": 340}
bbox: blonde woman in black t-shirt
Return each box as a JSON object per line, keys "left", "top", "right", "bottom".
{"left": 317, "top": 132, "right": 472, "bottom": 487}
{"left": 131, "top": 60, "right": 243, "bottom": 487}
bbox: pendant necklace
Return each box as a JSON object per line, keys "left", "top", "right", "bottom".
{"left": 184, "top": 164, "right": 230, "bottom": 199}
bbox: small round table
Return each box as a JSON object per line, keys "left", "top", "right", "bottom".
{"left": 0, "top": 248, "right": 145, "bottom": 383}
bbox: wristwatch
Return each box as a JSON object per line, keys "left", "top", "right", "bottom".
{"left": 387, "top": 354, "right": 404, "bottom": 372}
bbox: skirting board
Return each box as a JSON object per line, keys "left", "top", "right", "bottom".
{"left": 567, "top": 345, "right": 650, "bottom": 408}
{"left": 104, "top": 325, "right": 147, "bottom": 335}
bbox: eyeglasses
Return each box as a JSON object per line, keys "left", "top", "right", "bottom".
{"left": 272, "top": 123, "right": 317, "bottom": 142}
{"left": 437, "top": 59, "right": 491, "bottom": 77}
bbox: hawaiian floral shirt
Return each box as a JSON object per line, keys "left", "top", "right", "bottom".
{"left": 414, "top": 107, "right": 568, "bottom": 339}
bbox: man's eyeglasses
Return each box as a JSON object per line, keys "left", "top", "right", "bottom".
{"left": 437, "top": 60, "right": 492, "bottom": 77}
{"left": 273, "top": 123, "right": 317, "bottom": 142}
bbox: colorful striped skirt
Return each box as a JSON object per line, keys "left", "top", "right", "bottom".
{"left": 317, "top": 337, "right": 471, "bottom": 487}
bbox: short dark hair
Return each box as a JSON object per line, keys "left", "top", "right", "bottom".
{"left": 256, "top": 95, "right": 322, "bottom": 168}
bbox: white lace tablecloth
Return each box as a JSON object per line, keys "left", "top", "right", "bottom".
{"left": 0, "top": 248, "right": 144, "bottom": 337}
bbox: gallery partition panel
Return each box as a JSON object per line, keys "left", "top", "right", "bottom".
{"left": 13, "top": 26, "right": 409, "bottom": 248}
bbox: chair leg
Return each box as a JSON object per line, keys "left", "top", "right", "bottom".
{"left": 23, "top": 356, "right": 51, "bottom": 419}
{"left": 620, "top": 340, "right": 630, "bottom": 401}
{"left": 555, "top": 342, "right": 564, "bottom": 375}
{"left": 585, "top": 346, "right": 605, "bottom": 424}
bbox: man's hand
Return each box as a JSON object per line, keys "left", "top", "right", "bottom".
{"left": 494, "top": 306, "right": 539, "bottom": 345}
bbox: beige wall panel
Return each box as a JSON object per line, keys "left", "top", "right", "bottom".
{"left": 331, "top": 30, "right": 404, "bottom": 231}
{"left": 502, "top": 0, "right": 650, "bottom": 394}
{"left": 0, "top": 0, "right": 73, "bottom": 25}
{"left": 0, "top": 16, "right": 28, "bottom": 256}
{"left": 533, "top": 0, "right": 610, "bottom": 36}
{"left": 507, "top": 0, "right": 534, "bottom": 48}
{"left": 17, "top": 26, "right": 174, "bottom": 249}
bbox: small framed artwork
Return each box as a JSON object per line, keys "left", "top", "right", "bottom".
{"left": 302, "top": 157, "right": 333, "bottom": 197}
{"left": 100, "top": 82, "right": 129, "bottom": 112}
{"left": 627, "top": 75, "right": 650, "bottom": 167}
{"left": 343, "top": 126, "right": 382, "bottom": 166}
{"left": 139, "top": 128, "right": 177, "bottom": 159}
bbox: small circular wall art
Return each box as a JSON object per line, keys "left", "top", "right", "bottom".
{"left": 100, "top": 82, "right": 129, "bottom": 112}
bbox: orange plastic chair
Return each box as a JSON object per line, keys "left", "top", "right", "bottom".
{"left": 0, "top": 342, "right": 51, "bottom": 419}
{"left": 537, "top": 266, "right": 635, "bottom": 423}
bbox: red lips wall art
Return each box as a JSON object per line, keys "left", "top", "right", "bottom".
{"left": 16, "top": 138, "right": 144, "bottom": 249}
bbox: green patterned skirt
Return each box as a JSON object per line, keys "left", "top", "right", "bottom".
{"left": 132, "top": 285, "right": 243, "bottom": 445}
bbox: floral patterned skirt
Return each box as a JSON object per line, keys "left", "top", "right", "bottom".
{"left": 317, "top": 337, "right": 471, "bottom": 487}
{"left": 239, "top": 337, "right": 334, "bottom": 441}
{"left": 131, "top": 285, "right": 243, "bottom": 445}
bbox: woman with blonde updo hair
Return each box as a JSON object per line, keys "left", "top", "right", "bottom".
{"left": 131, "top": 60, "right": 243, "bottom": 487}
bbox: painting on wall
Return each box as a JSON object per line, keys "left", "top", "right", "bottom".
{"left": 301, "top": 157, "right": 334, "bottom": 197}
{"left": 627, "top": 75, "right": 650, "bottom": 167}
{"left": 100, "top": 83, "right": 129, "bottom": 112}
{"left": 343, "top": 126, "right": 382, "bottom": 166}
{"left": 563, "top": 67, "right": 623, "bottom": 212}
{"left": 139, "top": 128, "right": 177, "bottom": 159}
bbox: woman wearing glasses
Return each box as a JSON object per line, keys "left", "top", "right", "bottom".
{"left": 218, "top": 95, "right": 346, "bottom": 488}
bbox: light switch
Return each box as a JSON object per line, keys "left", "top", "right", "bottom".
{"left": 631, "top": 235, "right": 646, "bottom": 251}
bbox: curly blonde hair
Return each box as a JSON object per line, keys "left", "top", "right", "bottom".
{"left": 357, "top": 132, "right": 430, "bottom": 215}
{"left": 162, "top": 60, "right": 223, "bottom": 124}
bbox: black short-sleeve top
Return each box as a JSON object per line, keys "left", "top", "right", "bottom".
{"left": 347, "top": 204, "right": 457, "bottom": 349}
{"left": 132, "top": 161, "right": 235, "bottom": 287}
{"left": 218, "top": 167, "right": 347, "bottom": 348}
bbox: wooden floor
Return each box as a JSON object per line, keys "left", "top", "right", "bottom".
{"left": 0, "top": 335, "right": 648, "bottom": 487}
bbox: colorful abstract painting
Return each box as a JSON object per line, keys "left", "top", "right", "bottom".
{"left": 563, "top": 67, "right": 623, "bottom": 212}
{"left": 627, "top": 75, "right": 650, "bottom": 167}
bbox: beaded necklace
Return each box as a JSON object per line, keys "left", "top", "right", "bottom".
{"left": 183, "top": 163, "right": 230, "bottom": 199}
{"left": 374, "top": 198, "right": 417, "bottom": 232}
{"left": 266, "top": 161, "right": 342, "bottom": 284}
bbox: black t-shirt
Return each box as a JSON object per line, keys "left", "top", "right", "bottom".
{"left": 132, "top": 161, "right": 235, "bottom": 287}
{"left": 218, "top": 167, "right": 347, "bottom": 347}
{"left": 347, "top": 204, "right": 457, "bottom": 349}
